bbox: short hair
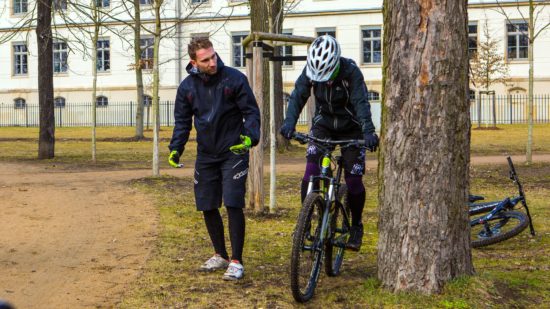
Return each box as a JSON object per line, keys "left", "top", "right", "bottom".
{"left": 188, "top": 37, "right": 213, "bottom": 60}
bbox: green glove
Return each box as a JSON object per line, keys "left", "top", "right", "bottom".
{"left": 229, "top": 135, "right": 252, "bottom": 155}
{"left": 168, "top": 150, "right": 183, "bottom": 168}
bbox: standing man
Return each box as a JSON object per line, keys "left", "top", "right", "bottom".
{"left": 168, "top": 37, "right": 260, "bottom": 280}
{"left": 280, "top": 35, "right": 378, "bottom": 251}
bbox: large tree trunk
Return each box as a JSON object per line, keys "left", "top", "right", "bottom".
{"left": 250, "top": 1, "right": 270, "bottom": 148}
{"left": 271, "top": 0, "right": 288, "bottom": 151}
{"left": 526, "top": 0, "right": 534, "bottom": 165}
{"left": 151, "top": 0, "right": 162, "bottom": 176}
{"left": 247, "top": 2, "right": 270, "bottom": 213}
{"left": 134, "top": 1, "right": 145, "bottom": 139}
{"left": 36, "top": 0, "right": 55, "bottom": 159}
{"left": 378, "top": 0, "right": 474, "bottom": 293}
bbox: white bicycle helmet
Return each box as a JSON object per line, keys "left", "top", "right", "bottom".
{"left": 306, "top": 35, "right": 341, "bottom": 82}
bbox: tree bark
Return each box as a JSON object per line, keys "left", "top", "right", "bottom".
{"left": 36, "top": 0, "right": 55, "bottom": 159}
{"left": 271, "top": 0, "right": 289, "bottom": 151}
{"left": 526, "top": 0, "right": 534, "bottom": 165}
{"left": 378, "top": 0, "right": 474, "bottom": 293}
{"left": 134, "top": 0, "right": 145, "bottom": 139}
{"left": 151, "top": 0, "right": 163, "bottom": 176}
{"left": 250, "top": 1, "right": 270, "bottom": 148}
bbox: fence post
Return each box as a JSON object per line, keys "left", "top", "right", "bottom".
{"left": 166, "top": 100, "right": 169, "bottom": 127}
{"left": 25, "top": 103, "right": 29, "bottom": 127}
{"left": 146, "top": 104, "right": 150, "bottom": 130}
{"left": 493, "top": 93, "right": 497, "bottom": 128}
{"left": 477, "top": 92, "right": 481, "bottom": 128}
{"left": 506, "top": 94, "right": 514, "bottom": 124}
{"left": 130, "top": 101, "right": 133, "bottom": 127}
{"left": 58, "top": 106, "right": 63, "bottom": 128}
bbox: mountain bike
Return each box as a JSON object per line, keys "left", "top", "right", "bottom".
{"left": 469, "top": 156, "right": 536, "bottom": 248}
{"left": 289, "top": 132, "right": 367, "bottom": 303}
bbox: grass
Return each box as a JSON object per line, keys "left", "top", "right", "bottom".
{"left": 1, "top": 124, "right": 549, "bottom": 167}
{"left": 1, "top": 124, "right": 549, "bottom": 307}
{"left": 117, "top": 163, "right": 550, "bottom": 308}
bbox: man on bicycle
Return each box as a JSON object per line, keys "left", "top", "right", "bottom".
{"left": 168, "top": 37, "right": 261, "bottom": 280}
{"left": 280, "top": 35, "right": 378, "bottom": 251}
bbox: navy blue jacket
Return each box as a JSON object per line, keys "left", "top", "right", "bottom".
{"left": 169, "top": 56, "right": 260, "bottom": 156}
{"left": 283, "top": 57, "right": 375, "bottom": 135}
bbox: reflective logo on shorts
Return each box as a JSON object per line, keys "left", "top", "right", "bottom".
{"left": 307, "top": 145, "right": 317, "bottom": 155}
{"left": 350, "top": 163, "right": 364, "bottom": 175}
{"left": 233, "top": 168, "right": 248, "bottom": 180}
{"left": 194, "top": 177, "right": 198, "bottom": 184}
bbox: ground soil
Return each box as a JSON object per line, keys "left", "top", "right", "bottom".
{"left": 1, "top": 154, "right": 549, "bottom": 308}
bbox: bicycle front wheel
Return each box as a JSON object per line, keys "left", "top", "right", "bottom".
{"left": 470, "top": 211, "right": 529, "bottom": 248}
{"left": 290, "top": 193, "right": 325, "bottom": 303}
{"left": 325, "top": 185, "right": 350, "bottom": 277}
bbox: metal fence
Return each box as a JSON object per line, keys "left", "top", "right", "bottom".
{"left": 1, "top": 95, "right": 549, "bottom": 127}
{"left": 470, "top": 94, "right": 550, "bottom": 125}
{"left": 0, "top": 101, "right": 175, "bottom": 127}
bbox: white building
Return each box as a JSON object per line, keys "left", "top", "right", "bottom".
{"left": 0, "top": 0, "right": 549, "bottom": 112}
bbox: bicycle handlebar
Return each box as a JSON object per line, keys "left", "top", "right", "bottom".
{"left": 292, "top": 132, "right": 366, "bottom": 147}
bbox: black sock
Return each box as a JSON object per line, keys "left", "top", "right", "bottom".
{"left": 347, "top": 190, "right": 365, "bottom": 227}
{"left": 203, "top": 209, "right": 229, "bottom": 260}
{"left": 227, "top": 207, "right": 245, "bottom": 264}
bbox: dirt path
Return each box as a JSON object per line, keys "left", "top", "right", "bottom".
{"left": 1, "top": 153, "right": 549, "bottom": 308}
{"left": 0, "top": 163, "right": 161, "bottom": 308}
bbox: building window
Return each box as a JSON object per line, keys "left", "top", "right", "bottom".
{"left": 281, "top": 30, "right": 293, "bottom": 67}
{"left": 13, "top": 0, "right": 28, "bottom": 14}
{"left": 468, "top": 89, "right": 476, "bottom": 101}
{"left": 507, "top": 21, "right": 528, "bottom": 60}
{"left": 53, "top": 0, "right": 67, "bottom": 11}
{"left": 362, "top": 26, "right": 382, "bottom": 64}
{"left": 96, "top": 0, "right": 109, "bottom": 8}
{"left": 140, "top": 0, "right": 152, "bottom": 5}
{"left": 468, "top": 22, "right": 478, "bottom": 58}
{"left": 13, "top": 43, "right": 28, "bottom": 75}
{"left": 367, "top": 91, "right": 380, "bottom": 101}
{"left": 140, "top": 37, "right": 154, "bottom": 70}
{"left": 14, "top": 98, "right": 26, "bottom": 109}
{"left": 191, "top": 0, "right": 209, "bottom": 4}
{"left": 96, "top": 96, "right": 108, "bottom": 107}
{"left": 232, "top": 32, "right": 248, "bottom": 68}
{"left": 54, "top": 97, "right": 66, "bottom": 108}
{"left": 316, "top": 27, "right": 336, "bottom": 38}
{"left": 97, "top": 39, "right": 110, "bottom": 72}
{"left": 53, "top": 41, "right": 68, "bottom": 73}
{"left": 143, "top": 95, "right": 152, "bottom": 107}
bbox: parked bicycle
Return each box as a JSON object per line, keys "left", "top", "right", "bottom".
{"left": 289, "top": 132, "right": 368, "bottom": 303}
{"left": 468, "top": 156, "right": 536, "bottom": 248}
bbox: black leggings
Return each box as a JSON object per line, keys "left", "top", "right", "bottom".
{"left": 203, "top": 207, "right": 245, "bottom": 264}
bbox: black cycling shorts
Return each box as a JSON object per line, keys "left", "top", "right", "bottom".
{"left": 194, "top": 153, "right": 249, "bottom": 211}
{"left": 306, "top": 126, "right": 366, "bottom": 176}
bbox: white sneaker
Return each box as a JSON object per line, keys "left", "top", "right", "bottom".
{"left": 223, "top": 261, "right": 244, "bottom": 280}
{"left": 199, "top": 254, "right": 229, "bottom": 272}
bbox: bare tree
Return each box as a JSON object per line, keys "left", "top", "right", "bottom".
{"left": 378, "top": 0, "right": 474, "bottom": 293}
{"left": 469, "top": 19, "right": 510, "bottom": 128}
{"left": 36, "top": 0, "right": 55, "bottom": 159}
{"left": 495, "top": 0, "right": 550, "bottom": 164}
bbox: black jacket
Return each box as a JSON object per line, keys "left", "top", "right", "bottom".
{"left": 169, "top": 56, "right": 261, "bottom": 156}
{"left": 283, "top": 57, "right": 375, "bottom": 135}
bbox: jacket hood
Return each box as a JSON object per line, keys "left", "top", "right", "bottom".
{"left": 185, "top": 53, "right": 225, "bottom": 77}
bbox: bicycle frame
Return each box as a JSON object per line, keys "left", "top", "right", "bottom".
{"left": 301, "top": 136, "right": 356, "bottom": 252}
{"left": 469, "top": 156, "right": 536, "bottom": 236}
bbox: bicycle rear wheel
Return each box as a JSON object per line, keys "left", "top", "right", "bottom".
{"left": 290, "top": 193, "right": 325, "bottom": 303}
{"left": 470, "top": 211, "right": 529, "bottom": 248}
{"left": 325, "top": 185, "right": 350, "bottom": 277}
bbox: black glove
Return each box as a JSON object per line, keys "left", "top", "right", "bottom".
{"left": 279, "top": 122, "right": 295, "bottom": 140}
{"left": 364, "top": 133, "right": 379, "bottom": 152}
